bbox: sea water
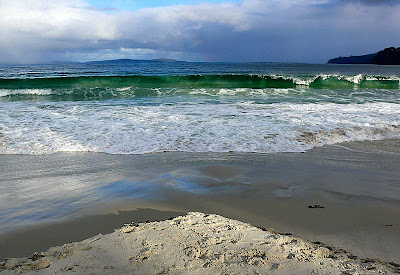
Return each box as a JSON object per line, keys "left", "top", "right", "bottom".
{"left": 0, "top": 62, "right": 399, "bottom": 155}
{"left": 1, "top": 62, "right": 400, "bottom": 257}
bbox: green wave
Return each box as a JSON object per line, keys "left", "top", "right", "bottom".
{"left": 0, "top": 74, "right": 398, "bottom": 90}
{"left": 0, "top": 75, "right": 294, "bottom": 89}
{"left": 0, "top": 75, "right": 399, "bottom": 102}
{"left": 309, "top": 76, "right": 399, "bottom": 89}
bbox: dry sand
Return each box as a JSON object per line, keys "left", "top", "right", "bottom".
{"left": 1, "top": 212, "right": 399, "bottom": 274}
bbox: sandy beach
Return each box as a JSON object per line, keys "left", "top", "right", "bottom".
{"left": 1, "top": 212, "right": 399, "bottom": 274}
{"left": 1, "top": 0, "right": 400, "bottom": 273}
{"left": 1, "top": 140, "right": 400, "bottom": 271}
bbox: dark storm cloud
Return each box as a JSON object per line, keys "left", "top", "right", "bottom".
{"left": 0, "top": 0, "right": 399, "bottom": 63}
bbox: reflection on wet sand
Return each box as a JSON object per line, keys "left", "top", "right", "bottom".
{"left": 0, "top": 140, "right": 400, "bottom": 262}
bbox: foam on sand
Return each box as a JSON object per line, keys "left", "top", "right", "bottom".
{"left": 1, "top": 212, "right": 398, "bottom": 274}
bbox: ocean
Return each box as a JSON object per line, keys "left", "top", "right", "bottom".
{"left": 1, "top": 62, "right": 399, "bottom": 155}
{"left": 1, "top": 62, "right": 400, "bottom": 262}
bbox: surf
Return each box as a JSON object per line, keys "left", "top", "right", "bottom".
{"left": 0, "top": 74, "right": 398, "bottom": 91}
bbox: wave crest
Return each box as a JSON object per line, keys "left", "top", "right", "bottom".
{"left": 0, "top": 74, "right": 398, "bottom": 93}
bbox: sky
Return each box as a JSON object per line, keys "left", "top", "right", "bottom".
{"left": 0, "top": 0, "right": 399, "bottom": 63}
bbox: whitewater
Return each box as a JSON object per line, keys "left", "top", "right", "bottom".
{"left": 0, "top": 62, "right": 399, "bottom": 155}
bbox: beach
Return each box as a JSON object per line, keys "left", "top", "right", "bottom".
{"left": 1, "top": 212, "right": 400, "bottom": 274}
{"left": 1, "top": 140, "right": 400, "bottom": 273}
{"left": 1, "top": 0, "right": 400, "bottom": 272}
{"left": 1, "top": 62, "right": 399, "bottom": 273}
{"left": 2, "top": 0, "right": 400, "bottom": 272}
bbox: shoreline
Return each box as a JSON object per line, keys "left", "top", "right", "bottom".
{"left": 1, "top": 212, "right": 399, "bottom": 274}
{"left": 1, "top": 140, "right": 400, "bottom": 264}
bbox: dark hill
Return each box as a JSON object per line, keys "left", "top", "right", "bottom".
{"left": 372, "top": 47, "right": 400, "bottom": 65}
{"left": 151, "top": 58, "right": 180, "bottom": 62}
{"left": 85, "top": 58, "right": 182, "bottom": 64}
{"left": 327, "top": 53, "right": 376, "bottom": 64}
{"left": 328, "top": 47, "right": 400, "bottom": 65}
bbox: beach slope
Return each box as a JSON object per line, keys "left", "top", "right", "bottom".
{"left": 1, "top": 212, "right": 398, "bottom": 274}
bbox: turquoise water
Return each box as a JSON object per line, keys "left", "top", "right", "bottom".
{"left": 0, "top": 62, "right": 399, "bottom": 154}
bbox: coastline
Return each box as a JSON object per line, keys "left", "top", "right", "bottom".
{"left": 1, "top": 212, "right": 399, "bottom": 274}
{"left": 1, "top": 140, "right": 400, "bottom": 266}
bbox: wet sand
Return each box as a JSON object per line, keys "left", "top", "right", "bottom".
{"left": 0, "top": 209, "right": 184, "bottom": 262}
{"left": 1, "top": 140, "right": 400, "bottom": 264}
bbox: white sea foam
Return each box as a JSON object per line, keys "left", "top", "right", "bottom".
{"left": 0, "top": 89, "right": 54, "bottom": 97}
{"left": 0, "top": 100, "right": 399, "bottom": 155}
{"left": 291, "top": 74, "right": 366, "bottom": 85}
{"left": 115, "top": 87, "right": 133, "bottom": 91}
{"left": 270, "top": 74, "right": 400, "bottom": 86}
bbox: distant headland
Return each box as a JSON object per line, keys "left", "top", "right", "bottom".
{"left": 328, "top": 47, "right": 400, "bottom": 65}
{"left": 85, "top": 58, "right": 183, "bottom": 64}
{"left": 0, "top": 58, "right": 184, "bottom": 66}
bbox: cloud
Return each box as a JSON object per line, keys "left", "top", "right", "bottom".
{"left": 346, "top": 0, "right": 400, "bottom": 5}
{"left": 0, "top": 0, "right": 399, "bottom": 63}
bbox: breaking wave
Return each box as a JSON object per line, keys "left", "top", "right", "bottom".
{"left": 0, "top": 101, "right": 399, "bottom": 155}
{"left": 0, "top": 74, "right": 399, "bottom": 99}
{"left": 0, "top": 72, "right": 399, "bottom": 155}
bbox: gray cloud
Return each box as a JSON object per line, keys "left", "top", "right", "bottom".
{"left": 0, "top": 0, "right": 399, "bottom": 63}
{"left": 347, "top": 0, "right": 400, "bottom": 5}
